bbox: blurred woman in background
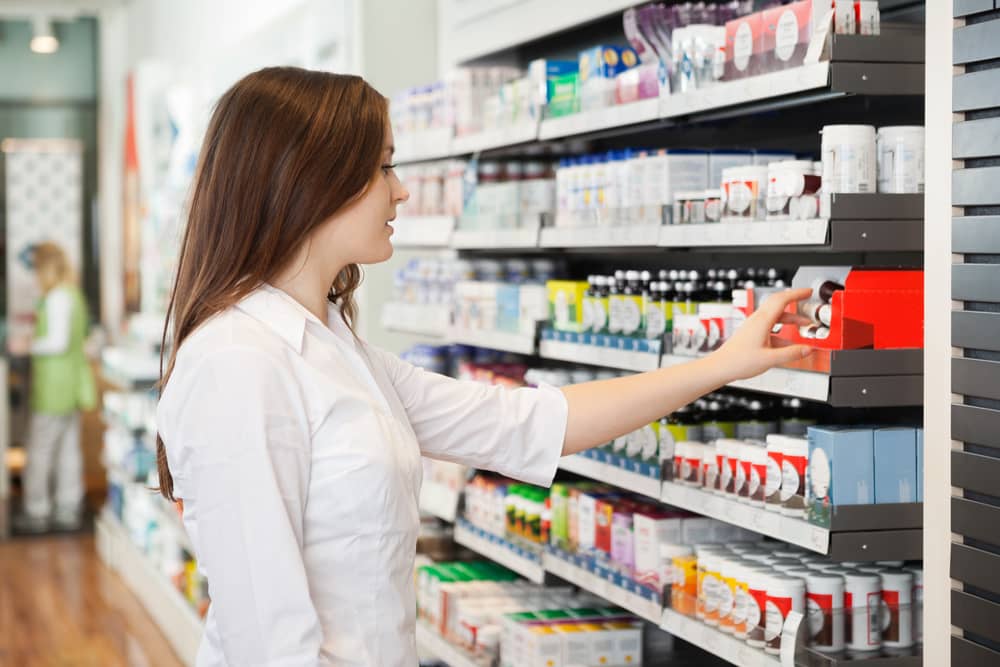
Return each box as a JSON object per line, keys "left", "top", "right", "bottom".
{"left": 12, "top": 241, "right": 96, "bottom": 533}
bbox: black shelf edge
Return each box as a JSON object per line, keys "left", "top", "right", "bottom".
{"left": 953, "top": 450, "right": 1000, "bottom": 498}
{"left": 826, "top": 193, "right": 924, "bottom": 219}
{"left": 800, "top": 647, "right": 922, "bottom": 667}
{"left": 828, "top": 349, "right": 924, "bottom": 377}
{"left": 828, "top": 528, "right": 923, "bottom": 561}
{"left": 829, "top": 503, "right": 923, "bottom": 531}
{"left": 828, "top": 220, "right": 923, "bottom": 252}
{"left": 953, "top": 635, "right": 1000, "bottom": 666}
{"left": 829, "top": 375, "right": 923, "bottom": 408}
{"left": 830, "top": 62, "right": 925, "bottom": 96}
{"left": 953, "top": 357, "right": 1000, "bottom": 401}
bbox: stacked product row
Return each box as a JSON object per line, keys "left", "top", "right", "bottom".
{"left": 668, "top": 425, "right": 924, "bottom": 524}
{"left": 667, "top": 544, "right": 922, "bottom": 656}
{"left": 417, "top": 559, "right": 643, "bottom": 666}
{"left": 547, "top": 265, "right": 924, "bottom": 355}
{"left": 392, "top": 1, "right": 886, "bottom": 144}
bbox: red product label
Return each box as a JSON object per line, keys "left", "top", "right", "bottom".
{"left": 882, "top": 589, "right": 900, "bottom": 609}
{"left": 808, "top": 592, "right": 833, "bottom": 612}
{"left": 767, "top": 594, "right": 793, "bottom": 618}
{"left": 739, "top": 459, "right": 753, "bottom": 497}
{"left": 715, "top": 453, "right": 725, "bottom": 491}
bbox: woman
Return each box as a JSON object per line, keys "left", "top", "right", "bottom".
{"left": 14, "top": 241, "right": 95, "bottom": 533}
{"left": 156, "top": 67, "right": 813, "bottom": 666}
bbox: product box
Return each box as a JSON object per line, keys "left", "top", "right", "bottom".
{"left": 528, "top": 59, "right": 579, "bottom": 110}
{"left": 602, "top": 621, "right": 643, "bottom": 666}
{"left": 496, "top": 284, "right": 521, "bottom": 334}
{"left": 916, "top": 428, "right": 924, "bottom": 501}
{"left": 547, "top": 280, "right": 590, "bottom": 332}
{"left": 874, "top": 427, "right": 918, "bottom": 504}
{"left": 725, "top": 12, "right": 764, "bottom": 80}
{"left": 594, "top": 498, "right": 617, "bottom": 556}
{"left": 610, "top": 511, "right": 635, "bottom": 572}
{"left": 548, "top": 73, "right": 580, "bottom": 118}
{"left": 577, "top": 490, "right": 617, "bottom": 554}
{"left": 633, "top": 511, "right": 684, "bottom": 590}
{"left": 579, "top": 45, "right": 639, "bottom": 111}
{"left": 759, "top": 0, "right": 814, "bottom": 72}
{"left": 709, "top": 151, "right": 754, "bottom": 188}
{"left": 519, "top": 284, "right": 549, "bottom": 335}
{"left": 807, "top": 426, "right": 875, "bottom": 528}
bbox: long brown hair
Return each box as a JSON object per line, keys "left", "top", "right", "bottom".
{"left": 156, "top": 67, "right": 388, "bottom": 501}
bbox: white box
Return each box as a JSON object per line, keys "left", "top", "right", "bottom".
{"left": 633, "top": 512, "right": 684, "bottom": 589}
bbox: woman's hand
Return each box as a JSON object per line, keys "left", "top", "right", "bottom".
{"left": 712, "top": 287, "right": 815, "bottom": 381}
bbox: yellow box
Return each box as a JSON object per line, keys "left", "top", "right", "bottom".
{"left": 547, "top": 280, "right": 589, "bottom": 332}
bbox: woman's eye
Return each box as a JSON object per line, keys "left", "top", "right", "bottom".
{"left": 381, "top": 163, "right": 397, "bottom": 174}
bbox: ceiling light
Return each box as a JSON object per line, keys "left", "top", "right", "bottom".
{"left": 30, "top": 17, "right": 58, "bottom": 55}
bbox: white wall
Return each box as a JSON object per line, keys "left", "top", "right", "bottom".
{"left": 96, "top": 0, "right": 354, "bottom": 336}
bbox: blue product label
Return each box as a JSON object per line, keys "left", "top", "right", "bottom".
{"left": 568, "top": 331, "right": 581, "bottom": 344}
{"left": 542, "top": 328, "right": 554, "bottom": 340}
{"left": 608, "top": 453, "right": 625, "bottom": 468}
{"left": 641, "top": 462, "right": 659, "bottom": 479}
{"left": 594, "top": 449, "right": 609, "bottom": 463}
{"left": 624, "top": 458, "right": 641, "bottom": 474}
{"left": 637, "top": 339, "right": 650, "bottom": 353}
{"left": 581, "top": 332, "right": 593, "bottom": 345}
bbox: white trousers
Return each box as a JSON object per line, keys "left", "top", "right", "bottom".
{"left": 23, "top": 412, "right": 83, "bottom": 520}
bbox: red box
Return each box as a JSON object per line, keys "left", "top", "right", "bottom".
{"left": 725, "top": 12, "right": 764, "bottom": 80}
{"left": 760, "top": 1, "right": 814, "bottom": 73}
{"left": 594, "top": 498, "right": 617, "bottom": 556}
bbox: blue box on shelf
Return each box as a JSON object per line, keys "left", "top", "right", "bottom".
{"left": 623, "top": 458, "right": 641, "bottom": 474}
{"left": 874, "top": 427, "right": 918, "bottom": 504}
{"left": 916, "top": 428, "right": 924, "bottom": 501}
{"left": 641, "top": 462, "right": 659, "bottom": 479}
{"left": 542, "top": 328, "right": 554, "bottom": 341}
{"left": 607, "top": 452, "right": 625, "bottom": 468}
{"left": 637, "top": 339, "right": 650, "bottom": 353}
{"left": 594, "top": 449, "right": 609, "bottom": 464}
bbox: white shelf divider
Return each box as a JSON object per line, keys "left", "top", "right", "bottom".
{"left": 96, "top": 510, "right": 203, "bottom": 666}
{"left": 660, "top": 608, "right": 781, "bottom": 667}
{"left": 453, "top": 521, "right": 546, "bottom": 583}
{"left": 380, "top": 302, "right": 450, "bottom": 338}
{"left": 450, "top": 225, "right": 541, "bottom": 250}
{"left": 448, "top": 327, "right": 537, "bottom": 355}
{"left": 539, "top": 339, "right": 660, "bottom": 373}
{"left": 394, "top": 127, "right": 454, "bottom": 164}
{"left": 660, "top": 62, "right": 831, "bottom": 119}
{"left": 558, "top": 454, "right": 662, "bottom": 501}
{"left": 660, "top": 354, "right": 831, "bottom": 402}
{"left": 390, "top": 215, "right": 455, "bottom": 248}
{"left": 659, "top": 482, "right": 830, "bottom": 555}
{"left": 418, "top": 481, "right": 461, "bottom": 523}
{"left": 542, "top": 551, "right": 662, "bottom": 625}
{"left": 539, "top": 223, "right": 663, "bottom": 248}
{"left": 658, "top": 219, "right": 830, "bottom": 248}
{"left": 449, "top": 121, "right": 539, "bottom": 154}
{"left": 539, "top": 97, "right": 660, "bottom": 141}
{"left": 415, "top": 623, "right": 479, "bottom": 667}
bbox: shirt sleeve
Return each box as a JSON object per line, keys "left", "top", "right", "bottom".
{"left": 369, "top": 346, "right": 568, "bottom": 487}
{"left": 31, "top": 287, "right": 72, "bottom": 356}
{"left": 160, "top": 346, "right": 321, "bottom": 666}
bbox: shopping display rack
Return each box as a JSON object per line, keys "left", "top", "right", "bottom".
{"left": 404, "top": 4, "right": 927, "bottom": 667}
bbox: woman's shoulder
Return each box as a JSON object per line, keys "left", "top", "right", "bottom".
{"left": 174, "top": 307, "right": 290, "bottom": 372}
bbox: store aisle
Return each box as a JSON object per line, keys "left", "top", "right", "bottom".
{"left": 0, "top": 533, "right": 184, "bottom": 667}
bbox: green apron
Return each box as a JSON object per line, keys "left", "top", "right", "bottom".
{"left": 30, "top": 286, "right": 97, "bottom": 415}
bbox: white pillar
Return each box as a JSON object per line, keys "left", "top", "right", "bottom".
{"left": 922, "top": 1, "right": 955, "bottom": 663}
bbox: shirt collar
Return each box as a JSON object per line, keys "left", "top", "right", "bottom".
{"left": 235, "top": 284, "right": 325, "bottom": 354}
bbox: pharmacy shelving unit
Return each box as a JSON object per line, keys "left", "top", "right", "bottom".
{"left": 405, "top": 7, "right": 927, "bottom": 667}
{"left": 96, "top": 509, "right": 202, "bottom": 665}
{"left": 447, "top": 327, "right": 537, "bottom": 356}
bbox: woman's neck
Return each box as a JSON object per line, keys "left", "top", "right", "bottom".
{"left": 271, "top": 252, "right": 344, "bottom": 323}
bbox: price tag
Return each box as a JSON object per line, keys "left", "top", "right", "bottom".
{"left": 780, "top": 609, "right": 806, "bottom": 667}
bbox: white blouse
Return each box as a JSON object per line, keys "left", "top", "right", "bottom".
{"left": 156, "top": 284, "right": 568, "bottom": 666}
